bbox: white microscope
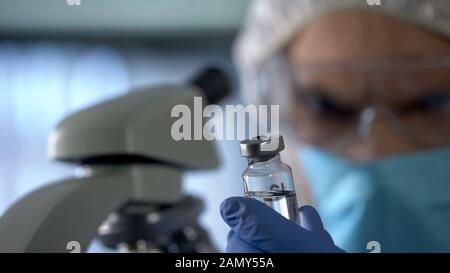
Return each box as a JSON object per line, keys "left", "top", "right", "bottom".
{"left": 0, "top": 67, "right": 230, "bottom": 253}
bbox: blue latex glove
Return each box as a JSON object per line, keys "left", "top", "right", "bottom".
{"left": 220, "top": 197, "right": 345, "bottom": 253}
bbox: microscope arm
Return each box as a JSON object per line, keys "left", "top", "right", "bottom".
{"left": 0, "top": 165, "right": 182, "bottom": 253}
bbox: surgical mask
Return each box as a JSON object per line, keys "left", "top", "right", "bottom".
{"left": 298, "top": 146, "right": 450, "bottom": 253}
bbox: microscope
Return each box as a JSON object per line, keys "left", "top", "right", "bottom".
{"left": 0, "top": 67, "right": 230, "bottom": 253}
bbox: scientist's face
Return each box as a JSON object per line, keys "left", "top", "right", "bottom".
{"left": 287, "top": 9, "right": 450, "bottom": 161}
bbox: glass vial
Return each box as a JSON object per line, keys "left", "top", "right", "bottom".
{"left": 240, "top": 135, "right": 300, "bottom": 224}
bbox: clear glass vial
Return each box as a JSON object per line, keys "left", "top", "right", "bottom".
{"left": 240, "top": 135, "right": 300, "bottom": 224}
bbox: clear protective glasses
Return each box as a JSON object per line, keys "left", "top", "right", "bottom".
{"left": 288, "top": 56, "right": 450, "bottom": 154}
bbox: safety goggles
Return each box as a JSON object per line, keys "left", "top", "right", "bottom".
{"left": 288, "top": 56, "right": 450, "bottom": 153}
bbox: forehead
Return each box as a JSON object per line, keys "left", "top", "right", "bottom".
{"left": 287, "top": 8, "right": 450, "bottom": 63}
{"left": 293, "top": 64, "right": 450, "bottom": 105}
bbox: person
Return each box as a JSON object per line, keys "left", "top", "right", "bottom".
{"left": 220, "top": 0, "right": 450, "bottom": 253}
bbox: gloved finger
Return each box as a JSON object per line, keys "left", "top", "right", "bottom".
{"left": 226, "top": 230, "right": 264, "bottom": 253}
{"left": 220, "top": 197, "right": 338, "bottom": 252}
{"left": 299, "top": 205, "right": 334, "bottom": 242}
{"left": 299, "top": 205, "right": 324, "bottom": 232}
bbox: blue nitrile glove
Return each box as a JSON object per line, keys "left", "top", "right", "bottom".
{"left": 220, "top": 197, "right": 345, "bottom": 253}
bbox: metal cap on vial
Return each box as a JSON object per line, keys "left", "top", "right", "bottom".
{"left": 240, "top": 135, "right": 285, "bottom": 162}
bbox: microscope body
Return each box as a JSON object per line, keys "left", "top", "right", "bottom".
{"left": 0, "top": 81, "right": 223, "bottom": 252}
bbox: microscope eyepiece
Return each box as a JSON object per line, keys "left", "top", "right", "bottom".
{"left": 190, "top": 67, "right": 231, "bottom": 104}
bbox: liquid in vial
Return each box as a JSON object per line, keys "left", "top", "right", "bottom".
{"left": 246, "top": 190, "right": 299, "bottom": 224}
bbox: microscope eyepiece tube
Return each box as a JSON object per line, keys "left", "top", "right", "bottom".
{"left": 190, "top": 67, "right": 231, "bottom": 104}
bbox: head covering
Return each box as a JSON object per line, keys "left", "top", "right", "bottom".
{"left": 234, "top": 0, "right": 450, "bottom": 104}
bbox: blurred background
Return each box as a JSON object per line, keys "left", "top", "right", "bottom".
{"left": 0, "top": 0, "right": 252, "bottom": 252}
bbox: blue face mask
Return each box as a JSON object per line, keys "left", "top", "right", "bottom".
{"left": 299, "top": 147, "right": 450, "bottom": 253}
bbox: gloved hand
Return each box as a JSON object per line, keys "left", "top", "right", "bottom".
{"left": 220, "top": 197, "right": 345, "bottom": 253}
